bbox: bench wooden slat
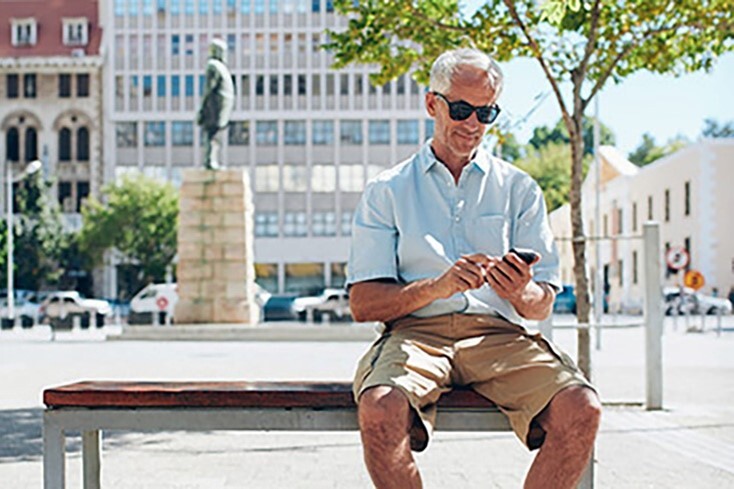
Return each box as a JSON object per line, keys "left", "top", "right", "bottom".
{"left": 43, "top": 381, "right": 497, "bottom": 409}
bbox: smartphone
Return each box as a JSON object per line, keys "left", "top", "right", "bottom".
{"left": 507, "top": 247, "right": 540, "bottom": 265}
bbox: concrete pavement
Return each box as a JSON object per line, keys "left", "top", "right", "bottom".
{"left": 1, "top": 315, "right": 733, "bottom": 488}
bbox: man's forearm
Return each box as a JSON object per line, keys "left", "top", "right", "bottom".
{"left": 509, "top": 281, "right": 555, "bottom": 320}
{"left": 349, "top": 279, "right": 442, "bottom": 323}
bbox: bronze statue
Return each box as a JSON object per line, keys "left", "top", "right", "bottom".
{"left": 197, "top": 38, "right": 235, "bottom": 170}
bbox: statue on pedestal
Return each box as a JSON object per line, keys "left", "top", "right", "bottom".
{"left": 197, "top": 38, "right": 235, "bottom": 170}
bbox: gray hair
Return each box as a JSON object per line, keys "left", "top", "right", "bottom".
{"left": 429, "top": 48, "right": 503, "bottom": 96}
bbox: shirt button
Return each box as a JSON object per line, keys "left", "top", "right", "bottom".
{"left": 455, "top": 216, "right": 461, "bottom": 222}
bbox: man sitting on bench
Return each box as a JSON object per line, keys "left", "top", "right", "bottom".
{"left": 346, "top": 48, "right": 601, "bottom": 489}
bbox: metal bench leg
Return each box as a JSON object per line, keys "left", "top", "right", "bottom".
{"left": 43, "top": 412, "right": 66, "bottom": 489}
{"left": 82, "top": 430, "right": 101, "bottom": 489}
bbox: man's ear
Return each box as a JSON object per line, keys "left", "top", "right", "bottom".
{"left": 425, "top": 92, "right": 437, "bottom": 117}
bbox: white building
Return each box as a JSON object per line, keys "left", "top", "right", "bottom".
{"left": 103, "top": 0, "right": 432, "bottom": 297}
{"left": 549, "top": 140, "right": 734, "bottom": 313}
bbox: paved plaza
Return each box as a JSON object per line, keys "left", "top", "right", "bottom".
{"left": 1, "top": 314, "right": 733, "bottom": 488}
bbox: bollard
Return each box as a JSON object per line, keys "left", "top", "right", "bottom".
{"left": 716, "top": 309, "right": 722, "bottom": 337}
{"left": 700, "top": 311, "right": 706, "bottom": 333}
{"left": 643, "top": 222, "right": 663, "bottom": 410}
{"left": 72, "top": 314, "right": 81, "bottom": 331}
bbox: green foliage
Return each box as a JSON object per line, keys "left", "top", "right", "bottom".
{"left": 529, "top": 117, "right": 615, "bottom": 156}
{"left": 514, "top": 142, "right": 590, "bottom": 212}
{"left": 0, "top": 172, "right": 68, "bottom": 291}
{"left": 627, "top": 132, "right": 688, "bottom": 166}
{"left": 78, "top": 173, "right": 178, "bottom": 287}
{"left": 702, "top": 118, "right": 734, "bottom": 138}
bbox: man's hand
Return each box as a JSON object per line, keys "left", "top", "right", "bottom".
{"left": 431, "top": 254, "right": 491, "bottom": 299}
{"left": 484, "top": 251, "right": 539, "bottom": 302}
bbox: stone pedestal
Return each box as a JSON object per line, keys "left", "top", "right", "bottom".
{"left": 174, "top": 169, "right": 258, "bottom": 324}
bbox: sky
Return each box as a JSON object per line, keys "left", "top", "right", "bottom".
{"left": 460, "top": 1, "right": 734, "bottom": 156}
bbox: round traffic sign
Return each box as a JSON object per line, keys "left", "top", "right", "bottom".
{"left": 683, "top": 270, "right": 705, "bottom": 290}
{"left": 156, "top": 296, "right": 169, "bottom": 311}
{"left": 665, "top": 246, "right": 689, "bottom": 270}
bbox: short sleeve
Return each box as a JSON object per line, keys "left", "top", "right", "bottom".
{"left": 346, "top": 181, "right": 399, "bottom": 288}
{"left": 514, "top": 180, "right": 562, "bottom": 291}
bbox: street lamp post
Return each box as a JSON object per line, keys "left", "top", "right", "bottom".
{"left": 5, "top": 159, "right": 42, "bottom": 325}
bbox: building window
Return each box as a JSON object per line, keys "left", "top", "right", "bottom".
{"left": 172, "top": 121, "right": 193, "bottom": 146}
{"left": 311, "top": 165, "right": 336, "bottom": 193}
{"left": 255, "top": 212, "right": 279, "bottom": 237}
{"left": 397, "top": 120, "right": 419, "bottom": 145}
{"left": 340, "top": 120, "right": 362, "bottom": 145}
{"left": 24, "top": 74, "right": 36, "bottom": 98}
{"left": 5, "top": 128, "right": 20, "bottom": 161}
{"left": 59, "top": 74, "right": 72, "bottom": 97}
{"left": 603, "top": 214, "right": 608, "bottom": 237}
{"left": 24, "top": 127, "right": 38, "bottom": 162}
{"left": 684, "top": 181, "right": 691, "bottom": 216}
{"left": 255, "top": 75, "right": 265, "bottom": 96}
{"left": 617, "top": 208, "right": 623, "bottom": 235}
{"left": 256, "top": 121, "right": 278, "bottom": 146}
{"left": 143, "top": 76, "right": 153, "bottom": 97}
{"left": 77, "top": 127, "right": 90, "bottom": 161}
{"left": 269, "top": 75, "right": 278, "bottom": 96}
{"left": 228, "top": 121, "right": 250, "bottom": 145}
{"left": 632, "top": 250, "right": 638, "bottom": 285}
{"left": 59, "top": 128, "right": 72, "bottom": 161}
{"left": 339, "top": 165, "right": 365, "bottom": 193}
{"left": 425, "top": 119, "right": 434, "bottom": 140}
{"left": 664, "top": 188, "right": 670, "bottom": 222}
{"left": 368, "top": 120, "right": 390, "bottom": 145}
{"left": 282, "top": 165, "right": 308, "bottom": 192}
{"left": 170, "top": 76, "right": 180, "bottom": 97}
{"left": 116, "top": 122, "right": 138, "bottom": 148}
{"left": 185, "top": 75, "right": 194, "bottom": 97}
{"left": 632, "top": 202, "right": 637, "bottom": 232}
{"left": 341, "top": 211, "right": 353, "bottom": 236}
{"left": 312, "top": 121, "right": 334, "bottom": 145}
{"left": 297, "top": 74, "right": 306, "bottom": 95}
{"left": 77, "top": 74, "right": 90, "bottom": 97}
{"left": 647, "top": 196, "right": 653, "bottom": 220}
{"left": 312, "top": 211, "right": 336, "bottom": 236}
{"left": 284, "top": 121, "right": 306, "bottom": 145}
{"left": 144, "top": 122, "right": 166, "bottom": 146}
{"left": 684, "top": 237, "right": 691, "bottom": 270}
{"left": 11, "top": 18, "right": 37, "bottom": 46}
{"left": 283, "top": 212, "right": 308, "bottom": 237}
{"left": 58, "top": 181, "right": 72, "bottom": 210}
{"left": 62, "top": 18, "right": 89, "bottom": 46}
{"left": 255, "top": 165, "right": 280, "bottom": 192}
{"left": 7, "top": 75, "right": 19, "bottom": 99}
{"left": 157, "top": 75, "right": 166, "bottom": 97}
{"left": 77, "top": 181, "right": 90, "bottom": 212}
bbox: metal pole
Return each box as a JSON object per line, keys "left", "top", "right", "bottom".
{"left": 6, "top": 162, "right": 14, "bottom": 325}
{"left": 643, "top": 222, "right": 663, "bottom": 410}
{"left": 594, "top": 97, "right": 603, "bottom": 351}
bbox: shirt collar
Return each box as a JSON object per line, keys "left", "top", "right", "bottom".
{"left": 420, "top": 139, "right": 492, "bottom": 175}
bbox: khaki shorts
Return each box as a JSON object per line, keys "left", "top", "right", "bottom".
{"left": 353, "top": 313, "right": 594, "bottom": 452}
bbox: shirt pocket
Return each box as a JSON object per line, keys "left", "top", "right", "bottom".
{"left": 469, "top": 214, "right": 509, "bottom": 257}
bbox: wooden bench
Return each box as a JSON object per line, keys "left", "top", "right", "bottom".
{"left": 43, "top": 381, "right": 591, "bottom": 488}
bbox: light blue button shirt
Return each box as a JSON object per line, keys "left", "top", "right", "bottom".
{"left": 346, "top": 141, "right": 561, "bottom": 324}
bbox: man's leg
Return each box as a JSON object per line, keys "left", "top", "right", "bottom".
{"left": 358, "top": 386, "right": 422, "bottom": 489}
{"left": 524, "top": 385, "right": 602, "bottom": 489}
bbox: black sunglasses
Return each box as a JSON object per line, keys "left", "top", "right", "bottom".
{"left": 433, "top": 92, "right": 501, "bottom": 124}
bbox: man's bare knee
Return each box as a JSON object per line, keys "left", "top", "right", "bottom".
{"left": 358, "top": 386, "right": 412, "bottom": 433}
{"left": 541, "top": 386, "right": 601, "bottom": 442}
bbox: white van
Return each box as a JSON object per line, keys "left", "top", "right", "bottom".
{"left": 129, "top": 283, "right": 178, "bottom": 324}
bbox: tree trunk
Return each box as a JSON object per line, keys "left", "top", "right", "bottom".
{"left": 567, "top": 110, "right": 592, "bottom": 381}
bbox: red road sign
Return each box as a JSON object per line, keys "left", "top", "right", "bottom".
{"left": 156, "top": 296, "right": 169, "bottom": 311}
{"left": 665, "top": 247, "right": 689, "bottom": 270}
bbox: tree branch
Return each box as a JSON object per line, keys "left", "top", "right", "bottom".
{"left": 502, "top": 0, "right": 572, "bottom": 127}
{"left": 577, "top": 0, "right": 602, "bottom": 87}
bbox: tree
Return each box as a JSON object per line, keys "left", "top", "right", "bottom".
{"left": 78, "top": 173, "right": 178, "bottom": 297}
{"left": 328, "top": 0, "right": 733, "bottom": 377}
{"left": 702, "top": 118, "right": 734, "bottom": 138}
{"left": 528, "top": 117, "right": 615, "bottom": 155}
{"left": 0, "top": 172, "right": 68, "bottom": 291}
{"left": 514, "top": 142, "right": 590, "bottom": 212}
{"left": 628, "top": 132, "right": 687, "bottom": 167}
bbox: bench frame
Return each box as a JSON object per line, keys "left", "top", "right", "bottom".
{"left": 43, "top": 381, "right": 591, "bottom": 489}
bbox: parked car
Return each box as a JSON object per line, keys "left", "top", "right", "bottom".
{"left": 664, "top": 287, "right": 732, "bottom": 315}
{"left": 552, "top": 285, "right": 608, "bottom": 314}
{"left": 39, "top": 291, "right": 112, "bottom": 329}
{"left": 293, "top": 288, "right": 351, "bottom": 322}
{"left": 0, "top": 296, "right": 41, "bottom": 328}
{"left": 129, "top": 283, "right": 179, "bottom": 325}
{"left": 262, "top": 294, "right": 299, "bottom": 321}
